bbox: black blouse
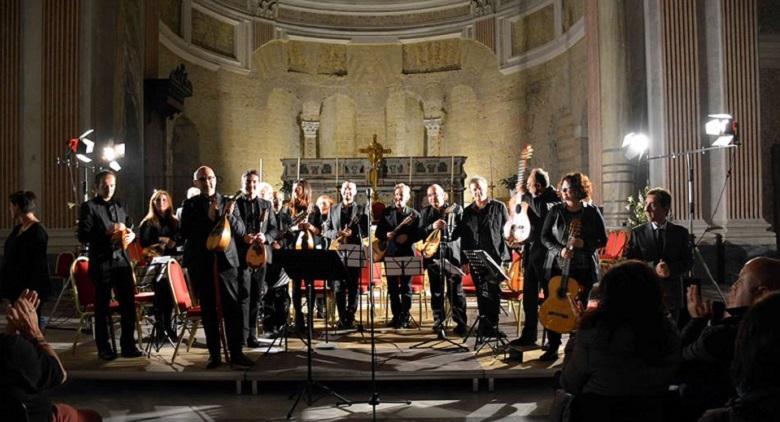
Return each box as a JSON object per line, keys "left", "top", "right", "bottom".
{"left": 139, "top": 216, "right": 179, "bottom": 255}
{"left": 0, "top": 222, "right": 50, "bottom": 301}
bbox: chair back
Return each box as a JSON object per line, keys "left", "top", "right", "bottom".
{"left": 54, "top": 252, "right": 75, "bottom": 279}
{"left": 127, "top": 239, "right": 144, "bottom": 266}
{"left": 70, "top": 257, "right": 94, "bottom": 313}
{"left": 167, "top": 259, "right": 193, "bottom": 315}
{"left": 600, "top": 230, "right": 630, "bottom": 260}
{"left": 360, "top": 263, "right": 384, "bottom": 286}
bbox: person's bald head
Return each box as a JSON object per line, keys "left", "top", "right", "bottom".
{"left": 729, "top": 257, "right": 780, "bottom": 307}
{"left": 193, "top": 166, "right": 216, "bottom": 196}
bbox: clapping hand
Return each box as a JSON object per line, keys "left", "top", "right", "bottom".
{"left": 686, "top": 285, "right": 712, "bottom": 319}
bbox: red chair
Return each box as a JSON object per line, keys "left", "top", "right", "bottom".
{"left": 599, "top": 230, "right": 631, "bottom": 274}
{"left": 169, "top": 259, "right": 202, "bottom": 365}
{"left": 300, "top": 279, "right": 335, "bottom": 327}
{"left": 462, "top": 273, "right": 477, "bottom": 295}
{"left": 358, "top": 262, "right": 383, "bottom": 324}
{"left": 69, "top": 257, "right": 121, "bottom": 354}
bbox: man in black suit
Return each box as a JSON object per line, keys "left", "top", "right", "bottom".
{"left": 323, "top": 181, "right": 369, "bottom": 329}
{"left": 180, "top": 166, "right": 252, "bottom": 368}
{"left": 626, "top": 187, "right": 693, "bottom": 321}
{"left": 376, "top": 183, "right": 421, "bottom": 329}
{"left": 235, "top": 170, "right": 278, "bottom": 348}
{"left": 418, "top": 184, "right": 466, "bottom": 336}
{"left": 77, "top": 170, "right": 142, "bottom": 360}
{"left": 261, "top": 190, "right": 293, "bottom": 339}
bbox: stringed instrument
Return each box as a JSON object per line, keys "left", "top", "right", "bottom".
{"left": 206, "top": 192, "right": 241, "bottom": 252}
{"left": 539, "top": 219, "right": 582, "bottom": 334}
{"left": 506, "top": 251, "right": 524, "bottom": 292}
{"left": 505, "top": 145, "right": 534, "bottom": 245}
{"left": 372, "top": 213, "right": 417, "bottom": 262}
{"left": 245, "top": 207, "right": 270, "bottom": 269}
{"left": 329, "top": 213, "right": 362, "bottom": 251}
{"left": 417, "top": 203, "right": 458, "bottom": 259}
{"left": 294, "top": 207, "right": 317, "bottom": 250}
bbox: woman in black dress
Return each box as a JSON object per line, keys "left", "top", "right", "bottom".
{"left": 139, "top": 190, "right": 179, "bottom": 340}
{"left": 1, "top": 191, "right": 49, "bottom": 319}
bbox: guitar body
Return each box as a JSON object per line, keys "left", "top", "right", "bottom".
{"left": 372, "top": 238, "right": 387, "bottom": 262}
{"left": 418, "top": 229, "right": 441, "bottom": 258}
{"left": 245, "top": 243, "right": 266, "bottom": 268}
{"left": 207, "top": 215, "right": 231, "bottom": 252}
{"left": 507, "top": 253, "right": 524, "bottom": 292}
{"left": 508, "top": 202, "right": 532, "bottom": 243}
{"left": 505, "top": 145, "right": 534, "bottom": 244}
{"left": 539, "top": 275, "right": 581, "bottom": 334}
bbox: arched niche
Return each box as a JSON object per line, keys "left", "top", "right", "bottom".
{"left": 170, "top": 115, "right": 200, "bottom": 203}
{"left": 264, "top": 88, "right": 302, "bottom": 180}
{"left": 319, "top": 94, "right": 357, "bottom": 157}
{"left": 385, "top": 90, "right": 424, "bottom": 157}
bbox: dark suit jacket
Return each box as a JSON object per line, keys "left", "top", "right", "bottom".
{"left": 418, "top": 203, "right": 463, "bottom": 266}
{"left": 625, "top": 221, "right": 693, "bottom": 312}
{"left": 180, "top": 193, "right": 246, "bottom": 270}
{"left": 376, "top": 206, "right": 421, "bottom": 257}
{"left": 323, "top": 202, "right": 369, "bottom": 245}
{"left": 518, "top": 187, "right": 560, "bottom": 265}
{"left": 235, "top": 195, "right": 278, "bottom": 266}
{"left": 77, "top": 196, "right": 133, "bottom": 276}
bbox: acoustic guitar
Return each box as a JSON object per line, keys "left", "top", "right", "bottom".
{"left": 416, "top": 203, "right": 458, "bottom": 259}
{"left": 372, "top": 213, "right": 416, "bottom": 262}
{"left": 245, "top": 207, "right": 270, "bottom": 269}
{"left": 329, "top": 213, "right": 362, "bottom": 251}
{"left": 506, "top": 251, "right": 524, "bottom": 292}
{"left": 504, "top": 145, "right": 534, "bottom": 245}
{"left": 539, "top": 219, "right": 582, "bottom": 334}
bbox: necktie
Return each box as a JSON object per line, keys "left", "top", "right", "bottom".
{"left": 656, "top": 228, "right": 664, "bottom": 258}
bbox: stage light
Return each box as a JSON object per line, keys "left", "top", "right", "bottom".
{"left": 67, "top": 129, "right": 96, "bottom": 163}
{"left": 102, "top": 141, "right": 125, "bottom": 172}
{"left": 622, "top": 132, "right": 650, "bottom": 160}
{"left": 108, "top": 160, "right": 122, "bottom": 171}
{"left": 705, "top": 114, "right": 738, "bottom": 146}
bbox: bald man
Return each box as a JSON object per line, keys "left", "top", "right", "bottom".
{"left": 180, "top": 166, "right": 252, "bottom": 369}
{"left": 679, "top": 257, "right": 780, "bottom": 419}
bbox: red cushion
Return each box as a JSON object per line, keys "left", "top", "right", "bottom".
{"left": 187, "top": 305, "right": 201, "bottom": 317}
{"left": 462, "top": 274, "right": 477, "bottom": 294}
{"left": 134, "top": 292, "right": 155, "bottom": 303}
{"left": 85, "top": 300, "right": 120, "bottom": 313}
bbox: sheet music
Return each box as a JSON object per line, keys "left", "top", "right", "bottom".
{"left": 433, "top": 258, "right": 465, "bottom": 277}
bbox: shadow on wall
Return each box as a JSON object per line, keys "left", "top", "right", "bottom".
{"left": 171, "top": 115, "right": 200, "bottom": 204}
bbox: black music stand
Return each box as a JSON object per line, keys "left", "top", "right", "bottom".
{"left": 339, "top": 243, "right": 367, "bottom": 336}
{"left": 462, "top": 250, "right": 509, "bottom": 357}
{"left": 263, "top": 269, "right": 293, "bottom": 355}
{"left": 384, "top": 256, "right": 424, "bottom": 329}
{"left": 275, "top": 250, "right": 353, "bottom": 419}
{"left": 141, "top": 257, "right": 177, "bottom": 356}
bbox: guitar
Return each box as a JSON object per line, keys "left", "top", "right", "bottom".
{"left": 504, "top": 145, "right": 534, "bottom": 245}
{"left": 372, "top": 213, "right": 417, "bottom": 262}
{"left": 416, "top": 203, "right": 458, "bottom": 259}
{"left": 329, "top": 213, "right": 362, "bottom": 251}
{"left": 506, "top": 251, "right": 524, "bottom": 292}
{"left": 539, "top": 219, "right": 582, "bottom": 334}
{"left": 245, "top": 207, "right": 270, "bottom": 269}
{"left": 294, "top": 207, "right": 317, "bottom": 250}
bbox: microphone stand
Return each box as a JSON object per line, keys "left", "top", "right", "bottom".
{"left": 341, "top": 189, "right": 410, "bottom": 420}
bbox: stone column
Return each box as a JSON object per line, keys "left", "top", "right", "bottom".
{"left": 423, "top": 117, "right": 442, "bottom": 156}
{"left": 301, "top": 120, "right": 320, "bottom": 158}
{"left": 586, "top": 0, "right": 634, "bottom": 228}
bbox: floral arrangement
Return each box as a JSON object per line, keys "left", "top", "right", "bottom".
{"left": 625, "top": 186, "right": 650, "bottom": 227}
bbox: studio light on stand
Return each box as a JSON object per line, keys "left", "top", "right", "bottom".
{"left": 102, "top": 141, "right": 126, "bottom": 171}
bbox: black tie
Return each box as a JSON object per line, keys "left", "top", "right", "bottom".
{"left": 656, "top": 228, "right": 664, "bottom": 258}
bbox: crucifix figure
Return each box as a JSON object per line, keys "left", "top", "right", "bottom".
{"left": 359, "top": 134, "right": 391, "bottom": 196}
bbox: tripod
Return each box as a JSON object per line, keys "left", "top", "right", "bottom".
{"left": 461, "top": 250, "right": 509, "bottom": 357}
{"left": 276, "top": 250, "right": 353, "bottom": 420}
{"left": 340, "top": 189, "right": 410, "bottom": 420}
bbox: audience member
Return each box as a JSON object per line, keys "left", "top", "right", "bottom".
{"left": 1, "top": 289, "right": 101, "bottom": 422}
{"left": 678, "top": 257, "right": 780, "bottom": 419}
{"left": 698, "top": 292, "right": 780, "bottom": 422}
{"left": 560, "top": 260, "right": 681, "bottom": 421}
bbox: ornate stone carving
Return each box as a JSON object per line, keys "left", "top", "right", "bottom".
{"left": 301, "top": 120, "right": 320, "bottom": 137}
{"left": 301, "top": 120, "right": 320, "bottom": 158}
{"left": 402, "top": 40, "right": 462, "bottom": 74}
{"left": 251, "top": 0, "right": 277, "bottom": 19}
{"left": 472, "top": 0, "right": 495, "bottom": 17}
{"left": 424, "top": 117, "right": 442, "bottom": 156}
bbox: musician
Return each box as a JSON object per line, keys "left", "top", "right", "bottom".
{"left": 138, "top": 190, "right": 179, "bottom": 341}
{"left": 454, "top": 176, "right": 511, "bottom": 337}
{"left": 235, "top": 170, "right": 278, "bottom": 348}
{"left": 289, "top": 179, "right": 323, "bottom": 332}
{"left": 324, "top": 181, "right": 369, "bottom": 329}
{"left": 540, "top": 172, "right": 607, "bottom": 361}
{"left": 625, "top": 187, "right": 692, "bottom": 322}
{"left": 418, "top": 184, "right": 466, "bottom": 336}
{"left": 314, "top": 194, "right": 334, "bottom": 318}
{"left": 180, "top": 166, "right": 253, "bottom": 369}
{"left": 377, "top": 183, "right": 421, "bottom": 328}
{"left": 507, "top": 169, "right": 559, "bottom": 347}
{"left": 77, "top": 170, "right": 141, "bottom": 360}
{"left": 261, "top": 190, "right": 293, "bottom": 338}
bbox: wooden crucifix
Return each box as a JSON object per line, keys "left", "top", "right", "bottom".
{"left": 359, "top": 134, "right": 391, "bottom": 198}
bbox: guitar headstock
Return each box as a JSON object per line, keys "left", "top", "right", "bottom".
{"left": 520, "top": 145, "right": 534, "bottom": 161}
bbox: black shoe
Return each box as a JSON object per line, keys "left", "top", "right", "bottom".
{"left": 454, "top": 324, "right": 467, "bottom": 337}
{"left": 388, "top": 316, "right": 400, "bottom": 328}
{"left": 121, "top": 348, "right": 143, "bottom": 358}
{"left": 206, "top": 355, "right": 222, "bottom": 369}
{"left": 246, "top": 337, "right": 261, "bottom": 348}
{"left": 538, "top": 346, "right": 560, "bottom": 362}
{"left": 231, "top": 353, "right": 255, "bottom": 368}
{"left": 509, "top": 336, "right": 538, "bottom": 348}
{"left": 98, "top": 349, "right": 117, "bottom": 361}
{"left": 400, "top": 315, "right": 412, "bottom": 329}
{"left": 432, "top": 319, "right": 443, "bottom": 333}
{"left": 261, "top": 330, "right": 278, "bottom": 340}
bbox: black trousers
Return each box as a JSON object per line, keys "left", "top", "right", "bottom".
{"left": 543, "top": 266, "right": 593, "bottom": 347}
{"left": 241, "top": 266, "right": 267, "bottom": 341}
{"left": 333, "top": 267, "right": 360, "bottom": 323}
{"left": 520, "top": 255, "right": 546, "bottom": 340}
{"left": 190, "top": 259, "right": 244, "bottom": 358}
{"left": 425, "top": 260, "right": 467, "bottom": 328}
{"left": 91, "top": 266, "right": 136, "bottom": 353}
{"left": 387, "top": 275, "right": 412, "bottom": 318}
{"left": 262, "top": 262, "right": 289, "bottom": 331}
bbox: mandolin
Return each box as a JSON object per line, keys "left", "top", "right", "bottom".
{"left": 372, "top": 213, "right": 417, "bottom": 262}
{"left": 245, "top": 207, "right": 270, "bottom": 269}
{"left": 294, "top": 207, "right": 317, "bottom": 250}
{"left": 505, "top": 145, "right": 534, "bottom": 245}
{"left": 206, "top": 192, "right": 241, "bottom": 252}
{"left": 329, "top": 213, "right": 362, "bottom": 251}
{"left": 539, "top": 219, "right": 582, "bottom": 334}
{"left": 417, "top": 203, "right": 458, "bottom": 259}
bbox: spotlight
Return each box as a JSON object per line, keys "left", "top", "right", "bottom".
{"left": 102, "top": 141, "right": 126, "bottom": 171}
{"left": 67, "top": 129, "right": 96, "bottom": 163}
{"left": 705, "top": 114, "right": 738, "bottom": 146}
{"left": 622, "top": 132, "right": 650, "bottom": 160}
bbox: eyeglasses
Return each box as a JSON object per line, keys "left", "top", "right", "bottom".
{"left": 197, "top": 176, "right": 216, "bottom": 182}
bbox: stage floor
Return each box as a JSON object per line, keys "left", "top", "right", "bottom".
{"left": 34, "top": 300, "right": 563, "bottom": 393}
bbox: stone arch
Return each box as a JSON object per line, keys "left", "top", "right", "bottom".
{"left": 264, "top": 88, "right": 302, "bottom": 182}
{"left": 319, "top": 94, "right": 357, "bottom": 157}
{"left": 170, "top": 114, "right": 200, "bottom": 203}
{"left": 385, "top": 90, "right": 425, "bottom": 156}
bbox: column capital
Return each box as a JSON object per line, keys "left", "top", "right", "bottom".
{"left": 301, "top": 120, "right": 320, "bottom": 137}
{"left": 423, "top": 117, "right": 442, "bottom": 136}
